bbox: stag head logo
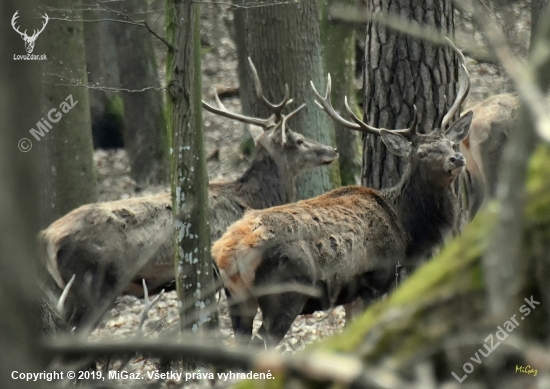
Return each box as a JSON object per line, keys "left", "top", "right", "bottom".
{"left": 11, "top": 11, "right": 49, "bottom": 54}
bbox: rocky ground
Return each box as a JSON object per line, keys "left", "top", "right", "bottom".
{"left": 84, "top": 2, "right": 531, "bottom": 387}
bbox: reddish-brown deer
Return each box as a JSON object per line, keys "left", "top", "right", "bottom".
{"left": 40, "top": 59, "right": 338, "bottom": 324}
{"left": 212, "top": 45, "right": 473, "bottom": 346}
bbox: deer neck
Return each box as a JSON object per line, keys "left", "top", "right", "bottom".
{"left": 233, "top": 146, "right": 295, "bottom": 209}
{"left": 384, "top": 167, "right": 458, "bottom": 261}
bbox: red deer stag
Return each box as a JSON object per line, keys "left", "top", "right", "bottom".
{"left": 40, "top": 59, "right": 338, "bottom": 324}
{"left": 212, "top": 45, "right": 473, "bottom": 346}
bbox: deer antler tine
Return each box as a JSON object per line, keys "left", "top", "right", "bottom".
{"left": 310, "top": 80, "right": 324, "bottom": 102}
{"left": 214, "top": 89, "right": 227, "bottom": 110}
{"left": 285, "top": 103, "right": 306, "bottom": 122}
{"left": 344, "top": 96, "right": 386, "bottom": 136}
{"left": 284, "top": 84, "right": 290, "bottom": 103}
{"left": 248, "top": 57, "right": 264, "bottom": 100}
{"left": 202, "top": 93, "right": 276, "bottom": 129}
{"left": 403, "top": 105, "right": 418, "bottom": 136}
{"left": 248, "top": 57, "right": 292, "bottom": 116}
{"left": 441, "top": 37, "right": 471, "bottom": 129}
{"left": 313, "top": 100, "right": 325, "bottom": 111}
{"left": 311, "top": 76, "right": 367, "bottom": 133}
{"left": 280, "top": 114, "right": 288, "bottom": 144}
{"left": 436, "top": 95, "right": 447, "bottom": 129}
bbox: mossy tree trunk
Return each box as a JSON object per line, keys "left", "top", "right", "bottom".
{"left": 0, "top": 0, "right": 48, "bottom": 384}
{"left": 320, "top": 0, "right": 361, "bottom": 186}
{"left": 233, "top": 0, "right": 340, "bottom": 199}
{"left": 113, "top": 0, "right": 169, "bottom": 185}
{"left": 166, "top": 0, "right": 217, "bottom": 333}
{"left": 41, "top": 0, "right": 97, "bottom": 227}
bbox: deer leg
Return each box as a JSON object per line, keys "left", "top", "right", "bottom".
{"left": 225, "top": 288, "right": 258, "bottom": 342}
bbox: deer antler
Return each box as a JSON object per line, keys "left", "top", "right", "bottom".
{"left": 202, "top": 90, "right": 277, "bottom": 130}
{"left": 248, "top": 57, "right": 294, "bottom": 120}
{"left": 441, "top": 37, "right": 471, "bottom": 129}
{"left": 203, "top": 59, "right": 305, "bottom": 132}
{"left": 311, "top": 74, "right": 417, "bottom": 139}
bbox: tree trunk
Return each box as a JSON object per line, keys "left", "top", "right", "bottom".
{"left": 113, "top": 1, "right": 169, "bottom": 185}
{"left": 83, "top": 8, "right": 124, "bottom": 149}
{"left": 531, "top": 0, "right": 549, "bottom": 50}
{"left": 362, "top": 0, "right": 456, "bottom": 189}
{"left": 234, "top": 0, "right": 340, "bottom": 199}
{"left": 41, "top": 0, "right": 98, "bottom": 227}
{"left": 166, "top": 0, "right": 217, "bottom": 334}
{"left": 0, "top": 0, "right": 48, "bottom": 382}
{"left": 320, "top": 0, "right": 362, "bottom": 186}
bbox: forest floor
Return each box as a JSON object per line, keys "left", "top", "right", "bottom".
{"left": 88, "top": 2, "right": 531, "bottom": 387}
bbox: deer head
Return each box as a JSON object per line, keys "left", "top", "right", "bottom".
{"left": 11, "top": 11, "right": 49, "bottom": 54}
{"left": 203, "top": 58, "right": 338, "bottom": 177}
{"left": 311, "top": 38, "right": 472, "bottom": 189}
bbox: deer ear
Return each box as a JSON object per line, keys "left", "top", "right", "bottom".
{"left": 445, "top": 110, "right": 472, "bottom": 144}
{"left": 380, "top": 130, "right": 412, "bottom": 158}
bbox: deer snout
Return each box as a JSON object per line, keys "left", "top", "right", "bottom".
{"left": 449, "top": 153, "right": 465, "bottom": 166}
{"left": 446, "top": 153, "right": 465, "bottom": 175}
{"left": 320, "top": 148, "right": 339, "bottom": 165}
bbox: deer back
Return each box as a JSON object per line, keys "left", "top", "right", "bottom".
{"left": 213, "top": 186, "right": 407, "bottom": 301}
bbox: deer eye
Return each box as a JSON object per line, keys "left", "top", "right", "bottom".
{"left": 296, "top": 139, "right": 304, "bottom": 146}
{"left": 417, "top": 150, "right": 427, "bottom": 159}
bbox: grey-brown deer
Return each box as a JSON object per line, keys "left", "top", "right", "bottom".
{"left": 212, "top": 45, "right": 473, "bottom": 346}
{"left": 459, "top": 93, "right": 518, "bottom": 217}
{"left": 40, "top": 59, "right": 338, "bottom": 324}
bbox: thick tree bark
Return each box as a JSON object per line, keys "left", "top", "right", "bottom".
{"left": 320, "top": 0, "right": 362, "bottom": 186}
{"left": 166, "top": 0, "right": 217, "bottom": 332}
{"left": 0, "top": 0, "right": 48, "bottom": 383}
{"left": 113, "top": 1, "right": 169, "bottom": 185}
{"left": 362, "top": 0, "right": 456, "bottom": 189}
{"left": 41, "top": 0, "right": 97, "bottom": 227}
{"left": 234, "top": 0, "right": 340, "bottom": 199}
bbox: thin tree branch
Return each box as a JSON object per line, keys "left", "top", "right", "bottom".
{"left": 95, "top": 0, "right": 175, "bottom": 51}
{"left": 43, "top": 73, "right": 166, "bottom": 92}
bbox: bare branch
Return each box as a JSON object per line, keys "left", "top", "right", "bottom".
{"left": 95, "top": 0, "right": 174, "bottom": 51}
